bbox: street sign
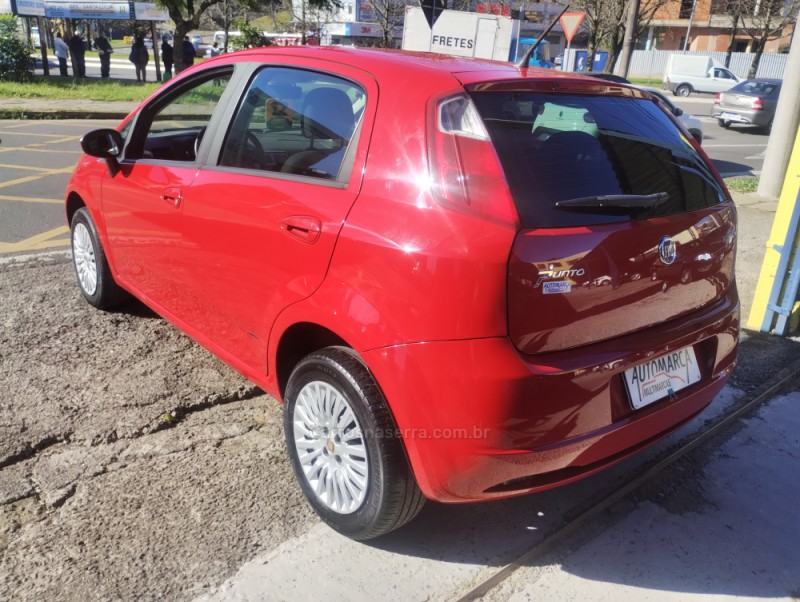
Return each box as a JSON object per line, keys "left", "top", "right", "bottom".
{"left": 559, "top": 11, "right": 585, "bottom": 44}
{"left": 419, "top": 0, "right": 445, "bottom": 29}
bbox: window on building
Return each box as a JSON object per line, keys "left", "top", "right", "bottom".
{"left": 679, "top": 0, "right": 694, "bottom": 18}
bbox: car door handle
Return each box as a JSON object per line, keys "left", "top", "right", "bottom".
{"left": 161, "top": 188, "right": 183, "bottom": 208}
{"left": 281, "top": 216, "right": 321, "bottom": 244}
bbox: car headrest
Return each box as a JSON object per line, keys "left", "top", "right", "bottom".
{"left": 302, "top": 88, "right": 355, "bottom": 141}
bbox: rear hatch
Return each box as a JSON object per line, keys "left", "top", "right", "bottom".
{"left": 467, "top": 81, "right": 736, "bottom": 354}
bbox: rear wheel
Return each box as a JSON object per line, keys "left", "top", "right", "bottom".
{"left": 675, "top": 84, "right": 692, "bottom": 97}
{"left": 718, "top": 119, "right": 732, "bottom": 129}
{"left": 70, "top": 207, "right": 127, "bottom": 310}
{"left": 284, "top": 347, "right": 425, "bottom": 540}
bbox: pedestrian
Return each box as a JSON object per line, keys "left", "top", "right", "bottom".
{"left": 161, "top": 36, "right": 174, "bottom": 80}
{"left": 68, "top": 29, "right": 86, "bottom": 78}
{"left": 181, "top": 35, "right": 196, "bottom": 71}
{"left": 130, "top": 36, "right": 149, "bottom": 83}
{"left": 94, "top": 31, "right": 113, "bottom": 79}
{"left": 208, "top": 41, "right": 220, "bottom": 57}
{"left": 53, "top": 32, "right": 69, "bottom": 77}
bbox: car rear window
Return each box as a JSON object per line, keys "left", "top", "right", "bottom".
{"left": 469, "top": 92, "right": 728, "bottom": 228}
{"left": 731, "top": 81, "right": 778, "bottom": 96}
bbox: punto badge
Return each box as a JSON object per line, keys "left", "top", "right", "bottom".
{"left": 658, "top": 236, "right": 677, "bottom": 265}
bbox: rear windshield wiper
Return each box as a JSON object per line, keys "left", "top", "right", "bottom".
{"left": 554, "top": 192, "right": 669, "bottom": 210}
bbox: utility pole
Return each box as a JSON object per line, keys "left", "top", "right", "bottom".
{"left": 618, "top": 0, "right": 641, "bottom": 78}
{"left": 682, "top": 0, "right": 698, "bottom": 51}
{"left": 757, "top": 26, "right": 800, "bottom": 199}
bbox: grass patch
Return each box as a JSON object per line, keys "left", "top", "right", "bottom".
{"left": 0, "top": 76, "right": 157, "bottom": 102}
{"left": 629, "top": 77, "right": 664, "bottom": 87}
{"left": 725, "top": 176, "right": 759, "bottom": 193}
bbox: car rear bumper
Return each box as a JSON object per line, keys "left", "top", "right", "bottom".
{"left": 712, "top": 106, "right": 772, "bottom": 126}
{"left": 363, "top": 290, "right": 739, "bottom": 503}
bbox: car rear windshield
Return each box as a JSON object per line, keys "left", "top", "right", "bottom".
{"left": 731, "top": 81, "right": 778, "bottom": 96}
{"left": 469, "top": 92, "right": 728, "bottom": 228}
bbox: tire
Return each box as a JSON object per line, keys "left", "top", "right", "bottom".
{"left": 284, "top": 347, "right": 426, "bottom": 540}
{"left": 70, "top": 207, "right": 127, "bottom": 310}
{"left": 675, "top": 84, "right": 691, "bottom": 97}
{"left": 718, "top": 119, "right": 731, "bottom": 129}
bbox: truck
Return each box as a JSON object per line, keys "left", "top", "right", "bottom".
{"left": 663, "top": 54, "right": 739, "bottom": 97}
{"left": 401, "top": 6, "right": 554, "bottom": 67}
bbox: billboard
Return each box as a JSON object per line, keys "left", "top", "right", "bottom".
{"left": 45, "top": 1, "right": 131, "bottom": 19}
{"left": 134, "top": 2, "right": 169, "bottom": 21}
{"left": 11, "top": 0, "right": 45, "bottom": 16}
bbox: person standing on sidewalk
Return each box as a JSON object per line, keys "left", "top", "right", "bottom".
{"left": 68, "top": 30, "right": 86, "bottom": 78}
{"left": 132, "top": 37, "right": 149, "bottom": 83}
{"left": 181, "top": 36, "right": 196, "bottom": 71}
{"left": 53, "top": 32, "right": 69, "bottom": 77}
{"left": 161, "top": 36, "right": 174, "bottom": 80}
{"left": 94, "top": 31, "right": 113, "bottom": 79}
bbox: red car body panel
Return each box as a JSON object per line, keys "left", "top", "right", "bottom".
{"left": 65, "top": 46, "right": 739, "bottom": 505}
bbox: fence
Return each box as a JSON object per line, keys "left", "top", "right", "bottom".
{"left": 562, "top": 48, "right": 788, "bottom": 80}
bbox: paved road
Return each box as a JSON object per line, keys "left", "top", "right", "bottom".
{"left": 672, "top": 94, "right": 768, "bottom": 177}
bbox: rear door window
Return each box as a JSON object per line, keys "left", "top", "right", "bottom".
{"left": 469, "top": 92, "right": 728, "bottom": 228}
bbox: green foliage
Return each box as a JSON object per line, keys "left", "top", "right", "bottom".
{"left": 0, "top": 34, "right": 35, "bottom": 82}
{"left": 0, "top": 14, "right": 18, "bottom": 36}
{"left": 230, "top": 21, "right": 272, "bottom": 49}
{"left": 725, "top": 177, "right": 759, "bottom": 193}
{"left": 0, "top": 77, "right": 157, "bottom": 101}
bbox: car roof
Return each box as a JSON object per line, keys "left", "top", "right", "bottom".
{"left": 213, "top": 45, "right": 629, "bottom": 85}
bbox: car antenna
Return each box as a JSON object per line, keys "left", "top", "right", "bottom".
{"left": 515, "top": 4, "right": 570, "bottom": 70}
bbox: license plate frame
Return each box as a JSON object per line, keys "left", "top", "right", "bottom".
{"left": 720, "top": 111, "right": 745, "bottom": 122}
{"left": 623, "top": 346, "right": 702, "bottom": 410}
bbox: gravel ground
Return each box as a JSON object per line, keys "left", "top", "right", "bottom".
{"left": 0, "top": 194, "right": 794, "bottom": 600}
{"left": 0, "top": 256, "right": 315, "bottom": 601}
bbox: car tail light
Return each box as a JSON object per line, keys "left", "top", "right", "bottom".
{"left": 427, "top": 93, "right": 519, "bottom": 228}
{"left": 714, "top": 93, "right": 721, "bottom": 105}
{"left": 751, "top": 97, "right": 764, "bottom": 110}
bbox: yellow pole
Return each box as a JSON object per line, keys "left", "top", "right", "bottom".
{"left": 747, "top": 127, "right": 800, "bottom": 331}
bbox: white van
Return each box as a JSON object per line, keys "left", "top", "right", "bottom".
{"left": 213, "top": 30, "right": 241, "bottom": 47}
{"left": 663, "top": 54, "right": 739, "bottom": 97}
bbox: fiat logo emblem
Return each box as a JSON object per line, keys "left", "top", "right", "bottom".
{"left": 658, "top": 236, "right": 677, "bottom": 265}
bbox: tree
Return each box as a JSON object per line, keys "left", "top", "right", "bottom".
{"left": 741, "top": 0, "right": 799, "bottom": 78}
{"left": 157, "top": 0, "right": 328, "bottom": 70}
{"left": 605, "top": 0, "right": 666, "bottom": 73}
{"left": 369, "top": 0, "right": 406, "bottom": 48}
{"left": 0, "top": 17, "right": 35, "bottom": 82}
{"left": 290, "top": 0, "right": 341, "bottom": 43}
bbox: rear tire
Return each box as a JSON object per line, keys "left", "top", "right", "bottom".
{"left": 284, "top": 347, "right": 425, "bottom": 540}
{"left": 718, "top": 119, "right": 731, "bottom": 129}
{"left": 675, "top": 84, "right": 691, "bottom": 97}
{"left": 70, "top": 207, "right": 127, "bottom": 310}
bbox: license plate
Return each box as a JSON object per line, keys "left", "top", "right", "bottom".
{"left": 720, "top": 112, "right": 745, "bottom": 122}
{"left": 623, "top": 346, "right": 702, "bottom": 410}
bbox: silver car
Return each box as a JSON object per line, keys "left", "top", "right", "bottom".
{"left": 642, "top": 87, "right": 704, "bottom": 145}
{"left": 711, "top": 78, "right": 782, "bottom": 131}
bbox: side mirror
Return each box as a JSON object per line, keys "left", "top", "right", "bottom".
{"left": 80, "top": 128, "right": 124, "bottom": 160}
{"left": 674, "top": 107, "right": 684, "bottom": 117}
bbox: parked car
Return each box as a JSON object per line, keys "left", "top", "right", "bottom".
{"left": 712, "top": 78, "right": 782, "bottom": 131}
{"left": 66, "top": 47, "right": 739, "bottom": 540}
{"left": 641, "top": 87, "right": 704, "bottom": 144}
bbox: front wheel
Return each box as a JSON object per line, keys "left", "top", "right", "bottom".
{"left": 675, "top": 84, "right": 692, "bottom": 97}
{"left": 284, "top": 347, "right": 425, "bottom": 540}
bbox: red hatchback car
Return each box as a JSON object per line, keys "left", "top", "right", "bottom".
{"left": 66, "top": 47, "right": 738, "bottom": 540}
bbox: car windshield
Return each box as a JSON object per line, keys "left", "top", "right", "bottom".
{"left": 732, "top": 81, "right": 778, "bottom": 96}
{"left": 469, "top": 92, "right": 727, "bottom": 228}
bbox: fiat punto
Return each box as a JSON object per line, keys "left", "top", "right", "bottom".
{"left": 66, "top": 47, "right": 738, "bottom": 540}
